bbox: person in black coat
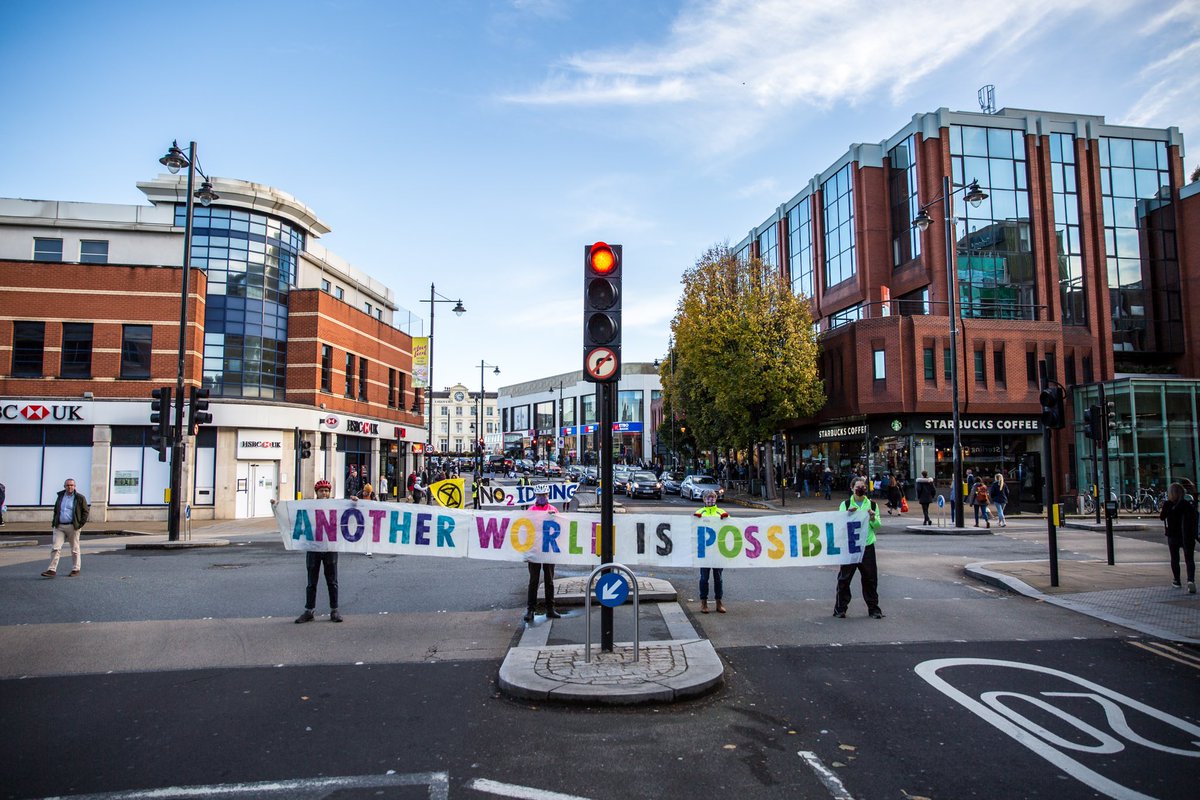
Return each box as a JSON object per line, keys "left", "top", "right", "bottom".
{"left": 915, "top": 470, "right": 936, "bottom": 525}
{"left": 1159, "top": 482, "right": 1197, "bottom": 593}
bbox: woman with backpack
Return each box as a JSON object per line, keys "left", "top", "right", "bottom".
{"left": 988, "top": 473, "right": 1010, "bottom": 528}
{"left": 972, "top": 475, "right": 991, "bottom": 528}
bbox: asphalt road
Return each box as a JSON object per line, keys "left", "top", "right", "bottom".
{"left": 2, "top": 493, "right": 1197, "bottom": 800}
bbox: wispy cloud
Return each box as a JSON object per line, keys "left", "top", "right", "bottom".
{"left": 1121, "top": 1, "right": 1200, "bottom": 144}
{"left": 501, "top": 0, "right": 1145, "bottom": 153}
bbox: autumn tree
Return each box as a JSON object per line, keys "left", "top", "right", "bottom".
{"left": 659, "top": 244, "right": 824, "bottom": 497}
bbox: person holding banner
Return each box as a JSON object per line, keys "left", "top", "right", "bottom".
{"left": 694, "top": 491, "right": 729, "bottom": 613}
{"left": 834, "top": 479, "right": 883, "bottom": 619}
{"left": 286, "top": 479, "right": 342, "bottom": 624}
{"left": 523, "top": 485, "right": 561, "bottom": 623}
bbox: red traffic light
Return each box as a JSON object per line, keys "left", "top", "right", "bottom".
{"left": 588, "top": 242, "right": 618, "bottom": 275}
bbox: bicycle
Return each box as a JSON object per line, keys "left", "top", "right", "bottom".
{"left": 1133, "top": 487, "right": 1164, "bottom": 514}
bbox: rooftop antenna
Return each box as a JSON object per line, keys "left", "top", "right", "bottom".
{"left": 978, "top": 84, "right": 996, "bottom": 114}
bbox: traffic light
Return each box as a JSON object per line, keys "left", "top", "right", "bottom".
{"left": 299, "top": 437, "right": 312, "bottom": 459}
{"left": 1039, "top": 386, "right": 1066, "bottom": 429}
{"left": 150, "top": 387, "right": 171, "bottom": 461}
{"left": 1106, "top": 401, "right": 1117, "bottom": 441}
{"left": 583, "top": 241, "right": 622, "bottom": 383}
{"left": 188, "top": 386, "right": 212, "bottom": 435}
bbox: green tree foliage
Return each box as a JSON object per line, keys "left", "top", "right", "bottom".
{"left": 661, "top": 244, "right": 825, "bottom": 456}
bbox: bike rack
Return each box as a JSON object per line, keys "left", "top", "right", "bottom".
{"left": 583, "top": 562, "right": 640, "bottom": 663}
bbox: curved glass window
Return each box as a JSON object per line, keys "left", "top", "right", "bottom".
{"left": 177, "top": 205, "right": 304, "bottom": 398}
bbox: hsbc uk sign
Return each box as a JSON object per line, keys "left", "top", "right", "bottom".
{"left": 1, "top": 402, "right": 86, "bottom": 423}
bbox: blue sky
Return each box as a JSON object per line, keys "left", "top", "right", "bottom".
{"left": 2, "top": 0, "right": 1197, "bottom": 389}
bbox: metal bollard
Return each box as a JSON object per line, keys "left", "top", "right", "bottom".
{"left": 583, "top": 562, "right": 640, "bottom": 663}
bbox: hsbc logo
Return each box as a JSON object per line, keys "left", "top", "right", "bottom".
{"left": 346, "top": 419, "right": 379, "bottom": 435}
{"left": 1, "top": 403, "right": 84, "bottom": 422}
{"left": 323, "top": 415, "right": 339, "bottom": 427}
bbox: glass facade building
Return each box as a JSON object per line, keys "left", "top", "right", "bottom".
{"left": 176, "top": 204, "right": 304, "bottom": 399}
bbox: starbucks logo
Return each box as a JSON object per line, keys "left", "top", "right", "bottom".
{"left": 891, "top": 419, "right": 903, "bottom": 432}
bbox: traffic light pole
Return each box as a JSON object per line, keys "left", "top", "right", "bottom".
{"left": 600, "top": 382, "right": 615, "bottom": 653}
{"left": 294, "top": 428, "right": 303, "bottom": 501}
{"left": 1040, "top": 360, "right": 1059, "bottom": 587}
{"left": 1099, "top": 382, "right": 1114, "bottom": 565}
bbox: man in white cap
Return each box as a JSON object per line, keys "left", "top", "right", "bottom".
{"left": 523, "top": 485, "right": 560, "bottom": 623}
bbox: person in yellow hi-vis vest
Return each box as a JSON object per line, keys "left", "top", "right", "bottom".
{"left": 834, "top": 478, "right": 883, "bottom": 619}
{"left": 694, "top": 490, "right": 729, "bottom": 613}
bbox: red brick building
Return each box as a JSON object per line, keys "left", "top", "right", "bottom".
{"left": 0, "top": 176, "right": 426, "bottom": 522}
{"left": 734, "top": 107, "right": 1198, "bottom": 510}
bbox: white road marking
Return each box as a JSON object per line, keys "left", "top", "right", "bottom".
{"left": 466, "top": 778, "right": 596, "bottom": 800}
{"left": 915, "top": 657, "right": 1200, "bottom": 800}
{"left": 797, "top": 751, "right": 855, "bottom": 799}
{"left": 44, "top": 771, "right": 450, "bottom": 799}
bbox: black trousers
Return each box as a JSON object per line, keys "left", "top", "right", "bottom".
{"left": 305, "top": 552, "right": 339, "bottom": 610}
{"left": 526, "top": 562, "right": 555, "bottom": 609}
{"left": 835, "top": 544, "right": 880, "bottom": 614}
{"left": 1166, "top": 532, "right": 1197, "bottom": 583}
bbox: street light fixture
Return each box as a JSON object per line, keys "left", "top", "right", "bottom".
{"left": 158, "top": 139, "right": 219, "bottom": 542}
{"left": 476, "top": 360, "right": 500, "bottom": 474}
{"left": 913, "top": 176, "right": 987, "bottom": 528}
{"left": 420, "top": 283, "right": 465, "bottom": 459}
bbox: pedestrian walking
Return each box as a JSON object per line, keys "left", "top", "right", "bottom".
{"left": 0, "top": 480, "right": 6, "bottom": 526}
{"left": 694, "top": 490, "right": 729, "bottom": 613}
{"left": 915, "top": 470, "right": 936, "bottom": 525}
{"left": 1159, "top": 482, "right": 1197, "bottom": 593}
{"left": 833, "top": 478, "right": 883, "bottom": 618}
{"left": 377, "top": 474, "right": 389, "bottom": 501}
{"left": 885, "top": 474, "right": 902, "bottom": 516}
{"left": 988, "top": 473, "right": 1010, "bottom": 527}
{"left": 346, "top": 465, "right": 361, "bottom": 499}
{"left": 293, "top": 479, "right": 342, "bottom": 622}
{"left": 822, "top": 468, "right": 834, "bottom": 501}
{"left": 41, "top": 478, "right": 89, "bottom": 578}
{"left": 523, "top": 485, "right": 560, "bottom": 623}
{"left": 972, "top": 475, "right": 991, "bottom": 528}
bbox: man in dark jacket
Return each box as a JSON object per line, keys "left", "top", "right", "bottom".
{"left": 42, "top": 478, "right": 89, "bottom": 578}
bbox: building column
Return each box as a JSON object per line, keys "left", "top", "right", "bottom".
{"left": 91, "top": 425, "right": 112, "bottom": 522}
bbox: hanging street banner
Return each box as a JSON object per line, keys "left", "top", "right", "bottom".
{"left": 478, "top": 482, "right": 580, "bottom": 508}
{"left": 274, "top": 501, "right": 870, "bottom": 569}
{"left": 412, "top": 337, "right": 429, "bottom": 388}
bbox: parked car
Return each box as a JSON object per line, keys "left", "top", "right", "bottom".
{"left": 680, "top": 474, "right": 725, "bottom": 501}
{"left": 565, "top": 465, "right": 583, "bottom": 481}
{"left": 612, "top": 466, "right": 632, "bottom": 488}
{"left": 582, "top": 467, "right": 599, "bottom": 486}
{"left": 625, "top": 470, "right": 662, "bottom": 499}
{"left": 486, "top": 455, "right": 513, "bottom": 473}
{"left": 544, "top": 462, "right": 563, "bottom": 478}
{"left": 661, "top": 471, "right": 686, "bottom": 494}
{"left": 516, "top": 459, "right": 535, "bottom": 473}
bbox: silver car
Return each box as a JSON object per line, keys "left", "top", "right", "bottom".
{"left": 680, "top": 474, "right": 724, "bottom": 501}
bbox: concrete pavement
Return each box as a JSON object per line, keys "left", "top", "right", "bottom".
{"left": 5, "top": 487, "right": 1195, "bottom": 707}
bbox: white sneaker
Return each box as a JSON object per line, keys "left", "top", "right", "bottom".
{"left": 1189, "top": 581, "right": 1196, "bottom": 594}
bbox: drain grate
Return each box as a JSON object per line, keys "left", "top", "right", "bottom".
{"left": 208, "top": 563, "right": 249, "bottom": 570}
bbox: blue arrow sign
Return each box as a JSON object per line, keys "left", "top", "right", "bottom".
{"left": 937, "top": 495, "right": 945, "bottom": 508}
{"left": 594, "top": 573, "right": 629, "bottom": 607}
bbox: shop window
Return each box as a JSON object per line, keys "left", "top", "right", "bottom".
{"left": 120, "top": 324, "right": 152, "bottom": 379}
{"left": 12, "top": 321, "right": 46, "bottom": 377}
{"left": 60, "top": 322, "right": 93, "bottom": 378}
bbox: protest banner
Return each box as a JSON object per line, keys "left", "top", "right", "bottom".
{"left": 275, "top": 501, "right": 869, "bottom": 569}
{"left": 477, "top": 482, "right": 579, "bottom": 508}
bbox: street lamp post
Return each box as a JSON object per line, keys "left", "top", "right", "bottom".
{"left": 420, "top": 283, "right": 465, "bottom": 460}
{"left": 914, "top": 176, "right": 987, "bottom": 528}
{"left": 158, "top": 140, "right": 219, "bottom": 542}
{"left": 476, "top": 361, "right": 499, "bottom": 474}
